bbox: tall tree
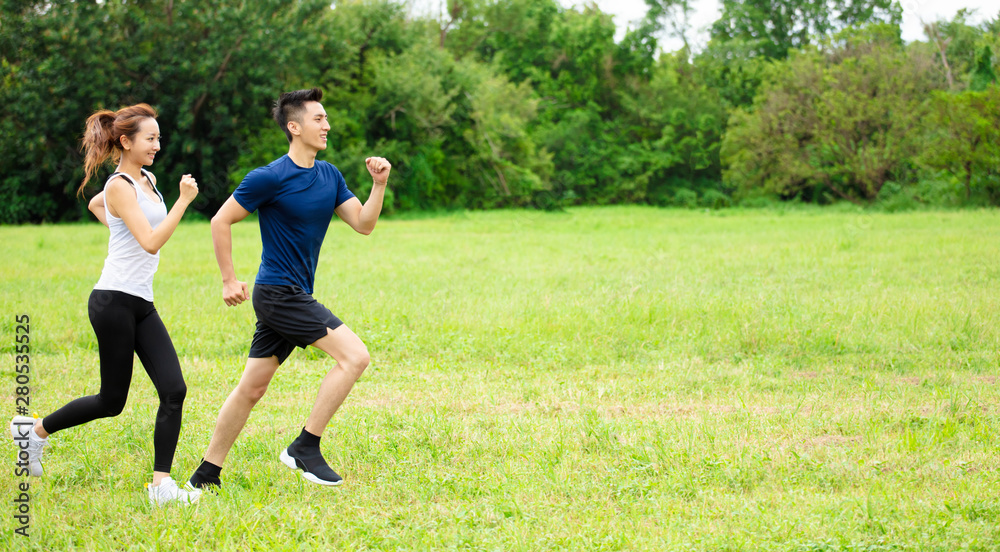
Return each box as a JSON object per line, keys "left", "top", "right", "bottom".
{"left": 698, "top": 0, "right": 902, "bottom": 108}
{"left": 921, "top": 88, "right": 1000, "bottom": 200}
{"left": 970, "top": 45, "right": 998, "bottom": 91}
{"left": 722, "top": 24, "right": 945, "bottom": 203}
{"left": 710, "top": 0, "right": 901, "bottom": 59}
{"left": 0, "top": 0, "right": 331, "bottom": 223}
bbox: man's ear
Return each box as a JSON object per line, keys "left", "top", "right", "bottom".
{"left": 287, "top": 120, "right": 301, "bottom": 137}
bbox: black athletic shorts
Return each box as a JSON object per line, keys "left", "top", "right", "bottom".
{"left": 249, "top": 284, "right": 343, "bottom": 364}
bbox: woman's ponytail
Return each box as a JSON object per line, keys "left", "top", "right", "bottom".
{"left": 78, "top": 110, "right": 117, "bottom": 196}
{"left": 77, "top": 103, "right": 158, "bottom": 197}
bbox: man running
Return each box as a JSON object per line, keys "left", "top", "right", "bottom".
{"left": 188, "top": 88, "right": 390, "bottom": 488}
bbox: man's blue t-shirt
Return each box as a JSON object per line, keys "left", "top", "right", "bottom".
{"left": 233, "top": 155, "right": 356, "bottom": 294}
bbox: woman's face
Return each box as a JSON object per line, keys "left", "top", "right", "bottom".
{"left": 121, "top": 117, "right": 161, "bottom": 167}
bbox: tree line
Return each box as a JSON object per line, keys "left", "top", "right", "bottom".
{"left": 1, "top": 0, "right": 998, "bottom": 223}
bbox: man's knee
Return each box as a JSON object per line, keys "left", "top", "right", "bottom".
{"left": 236, "top": 381, "right": 269, "bottom": 404}
{"left": 341, "top": 348, "right": 370, "bottom": 379}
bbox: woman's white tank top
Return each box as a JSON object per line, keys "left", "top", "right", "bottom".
{"left": 93, "top": 169, "right": 167, "bottom": 302}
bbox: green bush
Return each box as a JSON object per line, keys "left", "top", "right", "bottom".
{"left": 874, "top": 181, "right": 921, "bottom": 212}
{"left": 700, "top": 189, "right": 733, "bottom": 209}
{"left": 672, "top": 188, "right": 699, "bottom": 208}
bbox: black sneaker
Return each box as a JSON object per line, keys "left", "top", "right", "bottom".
{"left": 280, "top": 446, "right": 343, "bottom": 486}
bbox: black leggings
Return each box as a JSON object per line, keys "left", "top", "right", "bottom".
{"left": 43, "top": 290, "right": 187, "bottom": 473}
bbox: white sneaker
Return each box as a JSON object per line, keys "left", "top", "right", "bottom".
{"left": 148, "top": 477, "right": 201, "bottom": 506}
{"left": 10, "top": 416, "right": 46, "bottom": 477}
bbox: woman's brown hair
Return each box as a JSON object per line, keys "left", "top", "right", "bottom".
{"left": 78, "top": 103, "right": 158, "bottom": 196}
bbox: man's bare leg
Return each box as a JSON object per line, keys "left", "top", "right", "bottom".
{"left": 305, "top": 325, "right": 370, "bottom": 434}
{"left": 280, "top": 325, "right": 369, "bottom": 486}
{"left": 189, "top": 356, "right": 279, "bottom": 488}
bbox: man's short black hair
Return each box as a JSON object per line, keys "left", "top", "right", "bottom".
{"left": 273, "top": 88, "right": 323, "bottom": 143}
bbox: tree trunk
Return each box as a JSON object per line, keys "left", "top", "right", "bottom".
{"left": 965, "top": 160, "right": 973, "bottom": 199}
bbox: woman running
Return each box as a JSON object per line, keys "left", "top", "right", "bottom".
{"left": 10, "top": 103, "right": 201, "bottom": 505}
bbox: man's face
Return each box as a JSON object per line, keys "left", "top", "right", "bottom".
{"left": 291, "top": 101, "right": 330, "bottom": 151}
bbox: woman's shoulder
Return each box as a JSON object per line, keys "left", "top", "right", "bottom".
{"left": 104, "top": 173, "right": 135, "bottom": 192}
{"left": 140, "top": 168, "right": 157, "bottom": 186}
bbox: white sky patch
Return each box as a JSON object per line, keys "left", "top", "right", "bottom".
{"left": 409, "top": 0, "right": 997, "bottom": 53}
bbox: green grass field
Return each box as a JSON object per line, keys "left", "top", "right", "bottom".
{"left": 1, "top": 206, "right": 998, "bottom": 551}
